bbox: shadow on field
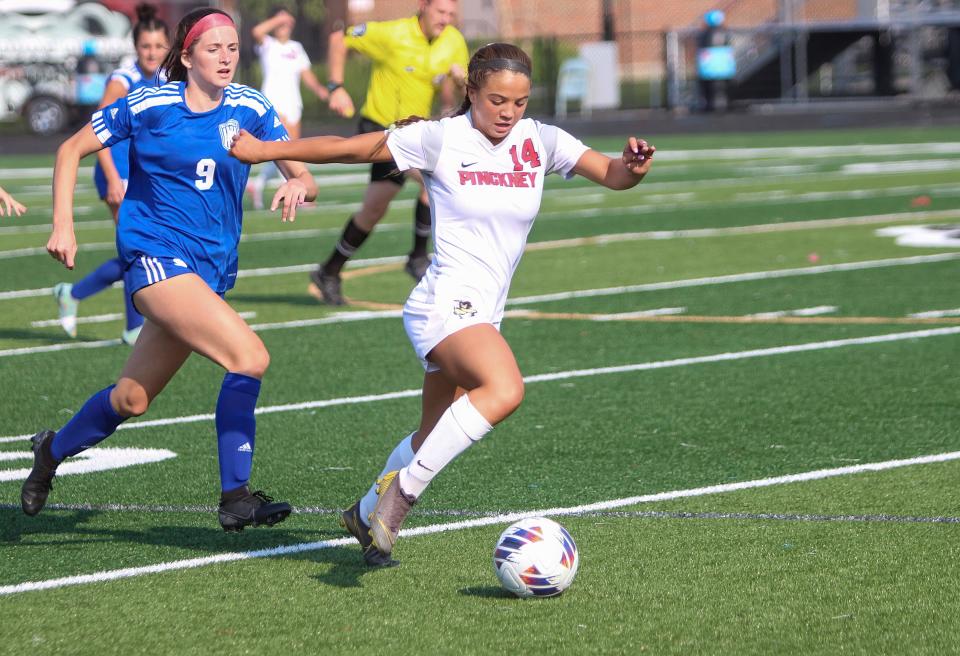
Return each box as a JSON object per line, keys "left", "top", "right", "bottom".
{"left": 0, "top": 508, "right": 338, "bottom": 553}
{"left": 0, "top": 327, "right": 68, "bottom": 344}
{"left": 458, "top": 585, "right": 515, "bottom": 599}
{"left": 0, "top": 507, "right": 388, "bottom": 589}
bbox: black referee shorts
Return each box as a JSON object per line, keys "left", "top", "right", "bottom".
{"left": 358, "top": 117, "right": 405, "bottom": 186}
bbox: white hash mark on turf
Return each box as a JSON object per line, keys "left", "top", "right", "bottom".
{"left": 2, "top": 449, "right": 959, "bottom": 596}
{"left": 1, "top": 325, "right": 958, "bottom": 443}
{"left": 0, "top": 447, "right": 175, "bottom": 482}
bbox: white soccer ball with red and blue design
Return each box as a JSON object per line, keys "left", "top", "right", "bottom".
{"left": 493, "top": 517, "right": 579, "bottom": 598}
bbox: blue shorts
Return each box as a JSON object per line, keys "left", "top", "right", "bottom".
{"left": 126, "top": 255, "right": 199, "bottom": 296}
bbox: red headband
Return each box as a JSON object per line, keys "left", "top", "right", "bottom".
{"left": 183, "top": 13, "right": 235, "bottom": 51}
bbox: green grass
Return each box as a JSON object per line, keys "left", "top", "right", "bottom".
{"left": 1, "top": 126, "right": 959, "bottom": 654}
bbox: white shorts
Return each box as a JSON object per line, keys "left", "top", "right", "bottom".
{"left": 269, "top": 97, "right": 302, "bottom": 125}
{"left": 403, "top": 272, "right": 504, "bottom": 372}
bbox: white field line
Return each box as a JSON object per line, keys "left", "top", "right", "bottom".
{"left": 909, "top": 308, "right": 960, "bottom": 318}
{"left": 2, "top": 143, "right": 956, "bottom": 181}
{"left": 643, "top": 142, "right": 960, "bottom": 161}
{"left": 731, "top": 181, "right": 960, "bottom": 204}
{"left": 582, "top": 307, "right": 686, "bottom": 321}
{"left": 0, "top": 255, "right": 407, "bottom": 301}
{"left": 3, "top": 448, "right": 960, "bottom": 596}
{"left": 843, "top": 160, "right": 960, "bottom": 174}
{"left": 3, "top": 252, "right": 960, "bottom": 359}
{"left": 2, "top": 324, "right": 958, "bottom": 443}
{"left": 30, "top": 311, "right": 256, "bottom": 328}
{"left": 0, "top": 219, "right": 114, "bottom": 236}
{"left": 745, "top": 305, "right": 837, "bottom": 319}
{"left": 505, "top": 252, "right": 960, "bottom": 305}
{"left": 0, "top": 241, "right": 115, "bottom": 260}
{"left": 3, "top": 207, "right": 957, "bottom": 300}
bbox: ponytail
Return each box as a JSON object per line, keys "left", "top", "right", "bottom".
{"left": 132, "top": 3, "right": 168, "bottom": 45}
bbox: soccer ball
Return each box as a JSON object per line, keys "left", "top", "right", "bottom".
{"left": 493, "top": 517, "right": 579, "bottom": 598}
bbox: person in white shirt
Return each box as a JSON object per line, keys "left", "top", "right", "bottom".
{"left": 229, "top": 42, "right": 655, "bottom": 566}
{"left": 246, "top": 8, "right": 328, "bottom": 209}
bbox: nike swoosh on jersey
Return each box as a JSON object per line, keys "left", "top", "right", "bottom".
{"left": 461, "top": 161, "right": 478, "bottom": 167}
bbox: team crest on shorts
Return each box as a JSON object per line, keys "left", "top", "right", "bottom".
{"left": 218, "top": 119, "right": 240, "bottom": 150}
{"left": 453, "top": 299, "right": 477, "bottom": 318}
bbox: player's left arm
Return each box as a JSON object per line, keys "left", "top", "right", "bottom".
{"left": 231, "top": 130, "right": 392, "bottom": 165}
{"left": 271, "top": 159, "right": 318, "bottom": 222}
{"left": 572, "top": 137, "right": 655, "bottom": 190}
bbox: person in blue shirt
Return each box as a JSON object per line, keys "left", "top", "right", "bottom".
{"left": 22, "top": 7, "right": 318, "bottom": 531}
{"left": 52, "top": 3, "right": 169, "bottom": 345}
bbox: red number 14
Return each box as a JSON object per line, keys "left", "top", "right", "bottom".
{"left": 509, "top": 138, "right": 542, "bottom": 171}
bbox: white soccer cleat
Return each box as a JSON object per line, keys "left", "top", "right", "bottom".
{"left": 121, "top": 325, "right": 142, "bottom": 346}
{"left": 52, "top": 282, "right": 78, "bottom": 338}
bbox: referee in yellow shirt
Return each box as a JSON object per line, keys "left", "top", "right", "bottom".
{"left": 312, "top": 0, "right": 468, "bottom": 305}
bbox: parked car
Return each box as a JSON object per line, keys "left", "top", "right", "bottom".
{"left": 0, "top": 1, "right": 133, "bottom": 134}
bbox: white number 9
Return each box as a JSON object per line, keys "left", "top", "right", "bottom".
{"left": 195, "top": 158, "right": 216, "bottom": 190}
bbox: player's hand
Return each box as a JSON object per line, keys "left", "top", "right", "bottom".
{"left": 449, "top": 63, "right": 466, "bottom": 87}
{"left": 329, "top": 87, "right": 355, "bottom": 118}
{"left": 229, "top": 129, "right": 267, "bottom": 164}
{"left": 47, "top": 224, "right": 77, "bottom": 269}
{"left": 0, "top": 187, "right": 26, "bottom": 217}
{"left": 272, "top": 178, "right": 307, "bottom": 222}
{"left": 276, "top": 9, "right": 295, "bottom": 27}
{"left": 622, "top": 137, "right": 655, "bottom": 176}
{"left": 105, "top": 178, "right": 126, "bottom": 208}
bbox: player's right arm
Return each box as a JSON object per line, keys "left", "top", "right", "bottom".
{"left": 325, "top": 29, "right": 354, "bottom": 118}
{"left": 230, "top": 129, "right": 393, "bottom": 165}
{"left": 51, "top": 124, "right": 106, "bottom": 269}
{"left": 95, "top": 78, "right": 130, "bottom": 212}
{"left": 252, "top": 11, "right": 293, "bottom": 46}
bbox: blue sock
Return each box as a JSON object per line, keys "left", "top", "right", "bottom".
{"left": 72, "top": 258, "right": 124, "bottom": 301}
{"left": 216, "top": 373, "right": 261, "bottom": 493}
{"left": 122, "top": 268, "right": 144, "bottom": 331}
{"left": 51, "top": 386, "right": 127, "bottom": 461}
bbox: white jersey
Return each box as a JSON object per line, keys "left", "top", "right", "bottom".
{"left": 255, "top": 35, "right": 310, "bottom": 119}
{"left": 389, "top": 113, "right": 589, "bottom": 367}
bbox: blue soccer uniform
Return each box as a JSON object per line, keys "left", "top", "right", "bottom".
{"left": 91, "top": 81, "right": 289, "bottom": 295}
{"left": 92, "top": 62, "right": 163, "bottom": 199}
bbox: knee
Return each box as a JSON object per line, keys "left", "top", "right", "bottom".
{"left": 490, "top": 376, "right": 525, "bottom": 417}
{"left": 231, "top": 339, "right": 270, "bottom": 379}
{"left": 111, "top": 383, "right": 150, "bottom": 417}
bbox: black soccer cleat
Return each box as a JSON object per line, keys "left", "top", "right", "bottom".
{"left": 404, "top": 254, "right": 430, "bottom": 282}
{"left": 309, "top": 267, "right": 346, "bottom": 306}
{"left": 218, "top": 487, "right": 292, "bottom": 532}
{"left": 21, "top": 430, "right": 60, "bottom": 516}
{"left": 340, "top": 499, "right": 399, "bottom": 567}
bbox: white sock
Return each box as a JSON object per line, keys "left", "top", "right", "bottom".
{"left": 399, "top": 394, "right": 493, "bottom": 499}
{"left": 359, "top": 433, "right": 415, "bottom": 522}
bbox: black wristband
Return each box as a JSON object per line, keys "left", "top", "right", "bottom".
{"left": 326, "top": 81, "right": 343, "bottom": 93}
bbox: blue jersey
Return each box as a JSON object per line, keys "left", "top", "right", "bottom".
{"left": 93, "top": 62, "right": 161, "bottom": 189}
{"left": 92, "top": 81, "right": 289, "bottom": 292}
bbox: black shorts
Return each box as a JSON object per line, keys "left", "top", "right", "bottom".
{"left": 358, "top": 117, "right": 405, "bottom": 186}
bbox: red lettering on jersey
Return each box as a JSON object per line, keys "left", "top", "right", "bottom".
{"left": 458, "top": 170, "right": 540, "bottom": 187}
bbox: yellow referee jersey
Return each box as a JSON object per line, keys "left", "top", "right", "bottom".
{"left": 344, "top": 15, "right": 469, "bottom": 127}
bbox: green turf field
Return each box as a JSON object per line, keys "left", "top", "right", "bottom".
{"left": 1, "top": 125, "right": 959, "bottom": 655}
